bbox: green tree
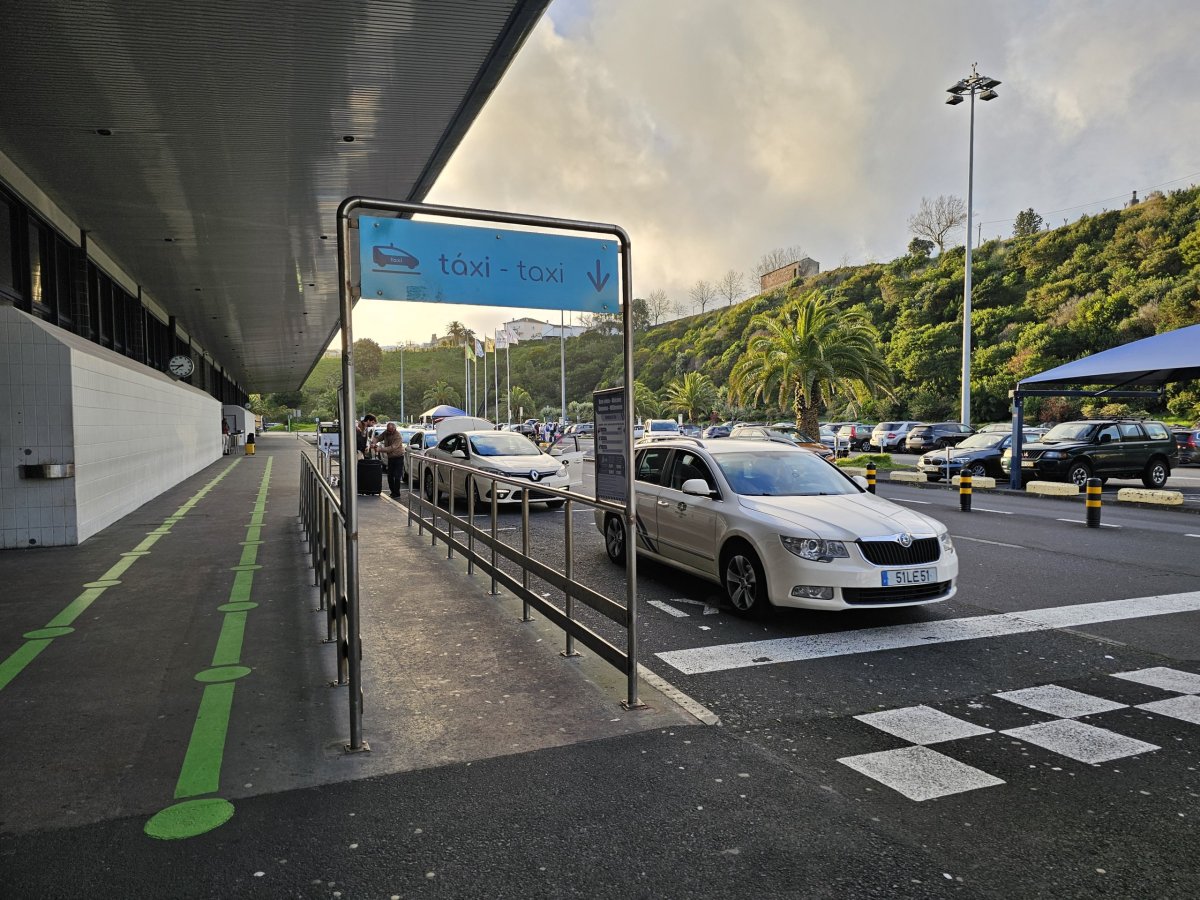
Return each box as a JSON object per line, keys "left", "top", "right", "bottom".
{"left": 353, "top": 338, "right": 383, "bottom": 380}
{"left": 422, "top": 380, "right": 461, "bottom": 407}
{"left": 1013, "top": 208, "right": 1044, "bottom": 237}
{"left": 509, "top": 386, "right": 536, "bottom": 420}
{"left": 729, "top": 291, "right": 894, "bottom": 437}
{"left": 665, "top": 371, "right": 718, "bottom": 422}
{"left": 908, "top": 238, "right": 934, "bottom": 259}
{"left": 633, "top": 380, "right": 662, "bottom": 420}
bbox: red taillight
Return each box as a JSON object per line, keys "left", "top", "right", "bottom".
{"left": 1189, "top": 435, "right": 1197, "bottom": 449}
{"left": 887, "top": 432, "right": 896, "bottom": 439}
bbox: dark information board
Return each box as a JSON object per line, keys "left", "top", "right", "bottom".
{"left": 593, "top": 386, "right": 628, "bottom": 503}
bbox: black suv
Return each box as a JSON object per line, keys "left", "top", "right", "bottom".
{"left": 1001, "top": 419, "right": 1177, "bottom": 488}
{"left": 905, "top": 422, "right": 975, "bottom": 454}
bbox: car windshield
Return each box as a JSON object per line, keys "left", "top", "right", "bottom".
{"left": 469, "top": 433, "right": 541, "bottom": 457}
{"left": 714, "top": 451, "right": 858, "bottom": 497}
{"left": 955, "top": 433, "right": 1005, "bottom": 450}
{"left": 1041, "top": 422, "right": 1096, "bottom": 442}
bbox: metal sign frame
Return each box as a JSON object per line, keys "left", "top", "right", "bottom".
{"left": 336, "top": 198, "right": 640, "bottom": 748}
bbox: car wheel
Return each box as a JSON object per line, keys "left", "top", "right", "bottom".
{"left": 603, "top": 514, "right": 626, "bottom": 566}
{"left": 967, "top": 462, "right": 988, "bottom": 478}
{"left": 723, "top": 544, "right": 768, "bottom": 617}
{"left": 423, "top": 469, "right": 438, "bottom": 503}
{"left": 1142, "top": 458, "right": 1169, "bottom": 489}
{"left": 1065, "top": 461, "right": 1091, "bottom": 487}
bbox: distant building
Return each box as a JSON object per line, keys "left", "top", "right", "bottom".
{"left": 322, "top": 349, "right": 341, "bottom": 358}
{"left": 502, "top": 316, "right": 585, "bottom": 341}
{"left": 759, "top": 257, "right": 820, "bottom": 292}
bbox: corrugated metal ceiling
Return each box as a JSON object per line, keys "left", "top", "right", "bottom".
{"left": 0, "top": 0, "right": 548, "bottom": 391}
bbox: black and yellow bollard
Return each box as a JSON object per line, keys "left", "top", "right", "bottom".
{"left": 245, "top": 432, "right": 256, "bottom": 456}
{"left": 1085, "top": 477, "right": 1102, "bottom": 527}
{"left": 959, "top": 471, "right": 972, "bottom": 511}
{"left": 865, "top": 462, "right": 877, "bottom": 494}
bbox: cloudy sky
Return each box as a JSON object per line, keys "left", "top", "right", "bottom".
{"left": 350, "top": 0, "right": 1200, "bottom": 347}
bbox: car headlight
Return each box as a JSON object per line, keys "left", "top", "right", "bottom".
{"left": 476, "top": 467, "right": 502, "bottom": 476}
{"left": 780, "top": 536, "right": 849, "bottom": 562}
{"left": 1041, "top": 451, "right": 1063, "bottom": 459}
{"left": 939, "top": 531, "right": 955, "bottom": 554}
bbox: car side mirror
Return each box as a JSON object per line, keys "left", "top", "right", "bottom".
{"left": 452, "top": 449, "right": 467, "bottom": 459}
{"left": 852, "top": 475, "right": 869, "bottom": 489}
{"left": 681, "top": 478, "right": 715, "bottom": 497}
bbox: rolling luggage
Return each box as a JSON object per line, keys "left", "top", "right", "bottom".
{"left": 357, "top": 456, "right": 384, "bottom": 495}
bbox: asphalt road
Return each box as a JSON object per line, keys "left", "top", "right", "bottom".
{"left": 393, "top": 477, "right": 1200, "bottom": 895}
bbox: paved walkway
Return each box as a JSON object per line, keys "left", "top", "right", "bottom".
{"left": 0, "top": 434, "right": 958, "bottom": 898}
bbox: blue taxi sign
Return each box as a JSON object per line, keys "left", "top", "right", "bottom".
{"left": 359, "top": 217, "right": 619, "bottom": 313}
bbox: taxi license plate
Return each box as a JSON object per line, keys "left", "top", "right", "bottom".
{"left": 881, "top": 567, "right": 936, "bottom": 587}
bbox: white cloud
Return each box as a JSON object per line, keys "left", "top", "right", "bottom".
{"left": 353, "top": 0, "right": 1200, "bottom": 347}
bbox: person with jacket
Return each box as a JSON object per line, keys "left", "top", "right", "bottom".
{"left": 356, "top": 414, "right": 377, "bottom": 458}
{"left": 373, "top": 422, "right": 407, "bottom": 497}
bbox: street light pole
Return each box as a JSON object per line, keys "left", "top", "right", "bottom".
{"left": 945, "top": 63, "right": 1000, "bottom": 427}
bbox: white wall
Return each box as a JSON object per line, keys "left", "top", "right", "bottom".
{"left": 0, "top": 305, "right": 221, "bottom": 548}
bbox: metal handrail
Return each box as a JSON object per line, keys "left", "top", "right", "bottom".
{"left": 298, "top": 453, "right": 353, "bottom": 691}
{"left": 404, "top": 453, "right": 639, "bottom": 700}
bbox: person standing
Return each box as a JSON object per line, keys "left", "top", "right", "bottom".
{"left": 356, "top": 414, "right": 377, "bottom": 458}
{"left": 374, "top": 422, "right": 407, "bottom": 498}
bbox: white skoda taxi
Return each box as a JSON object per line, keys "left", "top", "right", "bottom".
{"left": 595, "top": 438, "right": 957, "bottom": 615}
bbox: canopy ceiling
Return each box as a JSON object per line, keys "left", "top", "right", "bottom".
{"left": 1019, "top": 324, "right": 1200, "bottom": 389}
{"left": 0, "top": 0, "right": 548, "bottom": 392}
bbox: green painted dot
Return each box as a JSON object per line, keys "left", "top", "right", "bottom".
{"left": 194, "top": 665, "right": 251, "bottom": 683}
{"left": 229, "top": 564, "right": 262, "bottom": 572}
{"left": 23, "top": 626, "right": 74, "bottom": 639}
{"left": 217, "top": 602, "right": 258, "bottom": 612}
{"left": 122, "top": 551, "right": 152, "bottom": 557}
{"left": 144, "top": 797, "right": 235, "bottom": 840}
{"left": 239, "top": 540, "right": 265, "bottom": 546}
{"left": 83, "top": 580, "right": 120, "bottom": 588}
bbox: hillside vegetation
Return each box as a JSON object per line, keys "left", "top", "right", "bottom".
{"left": 285, "top": 186, "right": 1200, "bottom": 425}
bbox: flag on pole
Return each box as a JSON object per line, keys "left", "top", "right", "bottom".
{"left": 505, "top": 325, "right": 519, "bottom": 345}
{"left": 485, "top": 336, "right": 495, "bottom": 353}
{"left": 464, "top": 342, "right": 471, "bottom": 360}
{"left": 495, "top": 329, "right": 508, "bottom": 350}
{"left": 474, "top": 338, "right": 484, "bottom": 358}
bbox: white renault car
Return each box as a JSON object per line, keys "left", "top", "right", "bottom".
{"left": 595, "top": 438, "right": 957, "bottom": 615}
{"left": 422, "top": 422, "right": 570, "bottom": 509}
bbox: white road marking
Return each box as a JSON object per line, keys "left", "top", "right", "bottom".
{"left": 1186, "top": 534, "right": 1200, "bottom": 539}
{"left": 1137, "top": 695, "right": 1200, "bottom": 725}
{"left": 973, "top": 507, "right": 1013, "bottom": 515}
{"left": 1000, "top": 720, "right": 1159, "bottom": 764}
{"left": 649, "top": 598, "right": 720, "bottom": 618}
{"left": 1112, "top": 667, "right": 1200, "bottom": 694}
{"left": 994, "top": 685, "right": 1126, "bottom": 718}
{"left": 893, "top": 498, "right": 931, "bottom": 504}
{"left": 855, "top": 705, "right": 992, "bottom": 744}
{"left": 839, "top": 746, "right": 1004, "bottom": 801}
{"left": 648, "top": 600, "right": 691, "bottom": 618}
{"left": 1056, "top": 518, "right": 1121, "bottom": 528}
{"left": 655, "top": 591, "right": 1200, "bottom": 675}
{"left": 953, "top": 535, "right": 1026, "bottom": 549}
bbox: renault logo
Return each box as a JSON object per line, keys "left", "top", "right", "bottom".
{"left": 898, "top": 532, "right": 913, "bottom": 548}
{"left": 529, "top": 469, "right": 541, "bottom": 482}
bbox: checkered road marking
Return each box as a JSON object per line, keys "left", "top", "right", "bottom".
{"left": 838, "top": 667, "right": 1200, "bottom": 801}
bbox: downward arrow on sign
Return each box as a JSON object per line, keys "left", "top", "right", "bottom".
{"left": 586, "top": 260, "right": 611, "bottom": 292}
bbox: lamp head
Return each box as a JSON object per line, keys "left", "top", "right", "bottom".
{"left": 979, "top": 89, "right": 999, "bottom": 101}
{"left": 945, "top": 94, "right": 965, "bottom": 106}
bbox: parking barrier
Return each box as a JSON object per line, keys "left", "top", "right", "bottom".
{"left": 959, "top": 471, "right": 972, "bottom": 511}
{"left": 1085, "top": 477, "right": 1103, "bottom": 527}
{"left": 865, "top": 462, "right": 877, "bottom": 494}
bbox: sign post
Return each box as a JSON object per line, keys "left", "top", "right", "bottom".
{"left": 337, "top": 198, "right": 641, "bottom": 744}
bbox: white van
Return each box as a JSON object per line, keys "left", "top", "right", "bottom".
{"left": 642, "top": 418, "right": 681, "bottom": 441}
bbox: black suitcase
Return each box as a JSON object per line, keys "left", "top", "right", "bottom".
{"left": 357, "top": 457, "right": 384, "bottom": 495}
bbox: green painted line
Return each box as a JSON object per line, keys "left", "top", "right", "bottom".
{"left": 244, "top": 526, "right": 263, "bottom": 543}
{"left": 229, "top": 564, "right": 262, "bottom": 573}
{"left": 210, "top": 612, "right": 248, "bottom": 667}
{"left": 23, "top": 626, "right": 74, "bottom": 639}
{"left": 172, "top": 682, "right": 235, "bottom": 799}
{"left": 144, "top": 797, "right": 234, "bottom": 840}
{"left": 46, "top": 587, "right": 107, "bottom": 627}
{"left": 147, "top": 455, "right": 272, "bottom": 838}
{"left": 238, "top": 544, "right": 258, "bottom": 567}
{"left": 239, "top": 540, "right": 264, "bottom": 547}
{"left": 0, "top": 459, "right": 240, "bottom": 696}
{"left": 0, "top": 640, "right": 53, "bottom": 692}
{"left": 100, "top": 554, "right": 140, "bottom": 582}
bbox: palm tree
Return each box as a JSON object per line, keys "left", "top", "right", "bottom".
{"left": 633, "top": 380, "right": 661, "bottom": 420}
{"left": 446, "top": 321, "right": 470, "bottom": 345}
{"left": 509, "top": 386, "right": 536, "bottom": 420}
{"left": 665, "top": 371, "right": 718, "bottom": 423}
{"left": 422, "top": 380, "right": 461, "bottom": 407}
{"left": 729, "top": 291, "right": 893, "bottom": 437}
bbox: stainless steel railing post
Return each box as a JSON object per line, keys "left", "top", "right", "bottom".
{"left": 466, "top": 473, "right": 475, "bottom": 575}
{"left": 520, "top": 489, "right": 532, "bottom": 621}
{"left": 488, "top": 477, "right": 499, "bottom": 596}
{"left": 447, "top": 466, "right": 455, "bottom": 560}
{"left": 562, "top": 495, "right": 578, "bottom": 658}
